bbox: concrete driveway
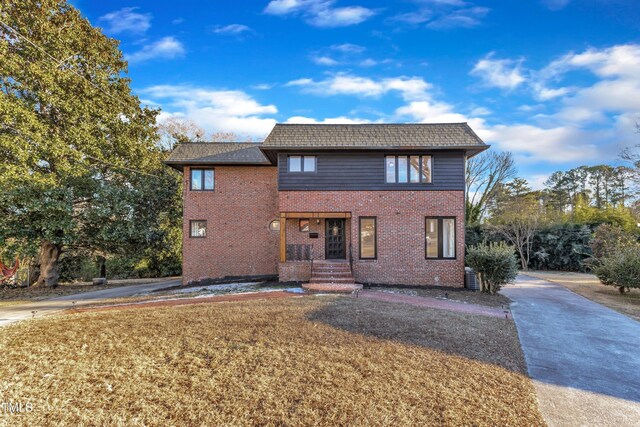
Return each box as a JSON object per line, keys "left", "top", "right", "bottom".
{"left": 0, "top": 279, "right": 180, "bottom": 327}
{"left": 502, "top": 275, "right": 640, "bottom": 427}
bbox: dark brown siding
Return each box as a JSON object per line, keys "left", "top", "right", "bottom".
{"left": 278, "top": 151, "right": 465, "bottom": 191}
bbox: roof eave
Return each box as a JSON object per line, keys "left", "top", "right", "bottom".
{"left": 164, "top": 160, "right": 273, "bottom": 170}
{"left": 260, "top": 145, "right": 489, "bottom": 152}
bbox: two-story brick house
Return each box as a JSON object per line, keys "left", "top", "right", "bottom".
{"left": 165, "top": 123, "right": 488, "bottom": 288}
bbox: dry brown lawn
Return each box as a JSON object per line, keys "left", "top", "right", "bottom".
{"left": 525, "top": 271, "right": 640, "bottom": 321}
{"left": 0, "top": 296, "right": 544, "bottom": 426}
{"left": 374, "top": 286, "right": 512, "bottom": 308}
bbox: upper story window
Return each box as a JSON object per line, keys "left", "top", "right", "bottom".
{"left": 289, "top": 155, "right": 316, "bottom": 172}
{"left": 385, "top": 155, "right": 432, "bottom": 184}
{"left": 190, "top": 168, "right": 215, "bottom": 191}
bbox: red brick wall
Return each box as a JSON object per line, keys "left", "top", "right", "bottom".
{"left": 280, "top": 191, "right": 465, "bottom": 287}
{"left": 182, "top": 166, "right": 279, "bottom": 284}
{"left": 279, "top": 262, "right": 312, "bottom": 282}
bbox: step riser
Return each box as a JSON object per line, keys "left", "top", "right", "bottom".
{"left": 311, "top": 260, "right": 355, "bottom": 285}
{"left": 309, "top": 281, "right": 356, "bottom": 285}
{"left": 313, "top": 272, "right": 351, "bottom": 276}
{"left": 309, "top": 276, "right": 355, "bottom": 283}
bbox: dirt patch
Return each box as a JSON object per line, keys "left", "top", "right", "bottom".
{"left": 0, "top": 297, "right": 543, "bottom": 426}
{"left": 372, "top": 285, "right": 512, "bottom": 309}
{"left": 525, "top": 271, "right": 640, "bottom": 321}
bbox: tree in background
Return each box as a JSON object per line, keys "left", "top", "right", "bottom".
{"left": 465, "top": 151, "right": 516, "bottom": 224}
{"left": 157, "top": 117, "right": 206, "bottom": 149}
{"left": 0, "top": 0, "right": 163, "bottom": 286}
{"left": 488, "top": 182, "right": 541, "bottom": 270}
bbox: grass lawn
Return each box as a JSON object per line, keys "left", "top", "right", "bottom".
{"left": 0, "top": 296, "right": 543, "bottom": 426}
{"left": 525, "top": 271, "right": 640, "bottom": 322}
{"left": 372, "top": 286, "right": 512, "bottom": 309}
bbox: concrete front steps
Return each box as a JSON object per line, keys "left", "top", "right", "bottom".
{"left": 302, "top": 260, "right": 363, "bottom": 294}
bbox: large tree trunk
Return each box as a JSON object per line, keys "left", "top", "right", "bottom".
{"left": 35, "top": 241, "right": 62, "bottom": 287}
{"left": 97, "top": 255, "right": 106, "bottom": 278}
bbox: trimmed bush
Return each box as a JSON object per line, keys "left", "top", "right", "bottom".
{"left": 466, "top": 242, "right": 519, "bottom": 295}
{"left": 593, "top": 248, "right": 640, "bottom": 293}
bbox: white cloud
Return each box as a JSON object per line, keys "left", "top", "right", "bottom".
{"left": 311, "top": 5, "right": 375, "bottom": 27}
{"left": 141, "top": 85, "right": 277, "bottom": 137}
{"left": 311, "top": 55, "right": 340, "bottom": 66}
{"left": 391, "top": 1, "right": 489, "bottom": 29}
{"left": 526, "top": 173, "right": 552, "bottom": 190}
{"left": 264, "top": 0, "right": 376, "bottom": 27}
{"left": 212, "top": 24, "right": 252, "bottom": 35}
{"left": 309, "top": 44, "right": 390, "bottom": 68}
{"left": 359, "top": 58, "right": 378, "bottom": 67}
{"left": 264, "top": 0, "right": 305, "bottom": 15}
{"left": 331, "top": 43, "right": 366, "bottom": 53}
{"left": 482, "top": 124, "right": 600, "bottom": 163}
{"left": 471, "top": 54, "right": 526, "bottom": 90}
{"left": 99, "top": 7, "right": 151, "bottom": 35}
{"left": 395, "top": 100, "right": 471, "bottom": 123}
{"left": 126, "top": 37, "right": 185, "bottom": 63}
{"left": 531, "top": 44, "right": 640, "bottom": 126}
{"left": 470, "top": 107, "right": 491, "bottom": 116}
{"left": 530, "top": 83, "right": 572, "bottom": 101}
{"left": 426, "top": 6, "right": 490, "bottom": 29}
{"left": 287, "top": 74, "right": 431, "bottom": 100}
{"left": 252, "top": 83, "right": 274, "bottom": 90}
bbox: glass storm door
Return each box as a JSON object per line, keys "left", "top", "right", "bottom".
{"left": 325, "top": 219, "right": 346, "bottom": 259}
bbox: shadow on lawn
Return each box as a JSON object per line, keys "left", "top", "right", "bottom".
{"left": 308, "top": 294, "right": 640, "bottom": 405}
{"left": 306, "top": 296, "right": 528, "bottom": 374}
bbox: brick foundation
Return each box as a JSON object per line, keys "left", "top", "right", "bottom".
{"left": 278, "top": 261, "right": 312, "bottom": 282}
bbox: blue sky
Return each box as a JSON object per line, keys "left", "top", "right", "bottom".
{"left": 74, "top": 0, "right": 640, "bottom": 187}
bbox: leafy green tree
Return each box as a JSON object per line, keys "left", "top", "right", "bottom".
{"left": 594, "top": 248, "right": 640, "bottom": 293}
{"left": 0, "top": 0, "right": 159, "bottom": 286}
{"left": 466, "top": 242, "right": 518, "bottom": 294}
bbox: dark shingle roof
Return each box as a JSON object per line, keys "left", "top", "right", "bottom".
{"left": 164, "top": 142, "right": 270, "bottom": 169}
{"left": 262, "top": 123, "right": 486, "bottom": 149}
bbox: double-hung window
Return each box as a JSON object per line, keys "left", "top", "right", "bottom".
{"left": 190, "top": 169, "right": 214, "bottom": 191}
{"left": 425, "top": 217, "right": 456, "bottom": 259}
{"left": 385, "top": 155, "right": 432, "bottom": 184}
{"left": 289, "top": 155, "right": 316, "bottom": 172}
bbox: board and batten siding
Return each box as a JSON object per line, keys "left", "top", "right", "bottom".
{"left": 277, "top": 151, "right": 465, "bottom": 191}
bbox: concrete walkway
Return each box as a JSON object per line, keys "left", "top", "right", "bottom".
{"left": 502, "top": 275, "right": 640, "bottom": 427}
{"left": 0, "top": 279, "right": 180, "bottom": 327}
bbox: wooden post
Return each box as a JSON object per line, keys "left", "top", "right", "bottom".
{"left": 280, "top": 214, "right": 286, "bottom": 262}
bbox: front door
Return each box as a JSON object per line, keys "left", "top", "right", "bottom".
{"left": 325, "top": 219, "right": 346, "bottom": 259}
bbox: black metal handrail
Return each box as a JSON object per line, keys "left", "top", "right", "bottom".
{"left": 348, "top": 243, "right": 353, "bottom": 273}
